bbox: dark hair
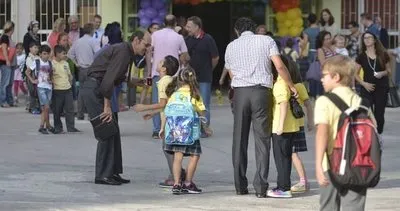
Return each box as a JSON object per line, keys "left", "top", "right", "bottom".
{"left": 53, "top": 45, "right": 66, "bottom": 56}
{"left": 320, "top": 8, "right": 335, "bottom": 26}
{"left": 129, "top": 30, "right": 145, "bottom": 42}
{"left": 187, "top": 16, "right": 203, "bottom": 29}
{"left": 39, "top": 44, "right": 51, "bottom": 54}
{"left": 307, "top": 13, "right": 317, "bottom": 24}
{"left": 82, "top": 23, "right": 94, "bottom": 35}
{"left": 286, "top": 38, "right": 294, "bottom": 48}
{"left": 163, "top": 55, "right": 179, "bottom": 76}
{"left": 266, "top": 31, "right": 274, "bottom": 37}
{"left": 316, "top": 31, "right": 332, "bottom": 49}
{"left": 166, "top": 66, "right": 201, "bottom": 101}
{"left": 94, "top": 14, "right": 102, "bottom": 20}
{"left": 347, "top": 21, "right": 359, "bottom": 28}
{"left": 361, "top": 13, "right": 372, "bottom": 20}
{"left": 164, "top": 15, "right": 177, "bottom": 27}
{"left": 271, "top": 55, "right": 302, "bottom": 83}
{"left": 105, "top": 22, "right": 122, "bottom": 45}
{"left": 234, "top": 17, "right": 256, "bottom": 35}
{"left": 16, "top": 42, "right": 23, "bottom": 49}
{"left": 57, "top": 32, "right": 69, "bottom": 44}
{"left": 147, "top": 23, "right": 160, "bottom": 33}
{"left": 360, "top": 32, "right": 390, "bottom": 68}
{"left": 29, "top": 42, "right": 39, "bottom": 49}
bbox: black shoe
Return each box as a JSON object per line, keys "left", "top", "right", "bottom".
{"left": 67, "top": 128, "right": 81, "bottom": 133}
{"left": 53, "top": 129, "right": 64, "bottom": 134}
{"left": 77, "top": 115, "right": 84, "bottom": 120}
{"left": 113, "top": 174, "right": 130, "bottom": 184}
{"left": 172, "top": 184, "right": 183, "bottom": 195}
{"left": 47, "top": 127, "right": 56, "bottom": 134}
{"left": 94, "top": 177, "right": 122, "bottom": 185}
{"left": 236, "top": 188, "right": 249, "bottom": 195}
{"left": 38, "top": 128, "right": 49, "bottom": 135}
{"left": 152, "top": 132, "right": 159, "bottom": 139}
{"left": 255, "top": 192, "right": 267, "bottom": 198}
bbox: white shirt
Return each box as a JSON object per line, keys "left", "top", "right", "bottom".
{"left": 93, "top": 28, "right": 104, "bottom": 49}
{"left": 224, "top": 31, "right": 280, "bottom": 88}
{"left": 335, "top": 47, "right": 349, "bottom": 56}
{"left": 30, "top": 59, "right": 52, "bottom": 89}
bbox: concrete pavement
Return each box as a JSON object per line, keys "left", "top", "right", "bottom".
{"left": 0, "top": 103, "right": 400, "bottom": 211}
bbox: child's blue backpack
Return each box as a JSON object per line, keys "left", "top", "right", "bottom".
{"left": 164, "top": 91, "right": 200, "bottom": 145}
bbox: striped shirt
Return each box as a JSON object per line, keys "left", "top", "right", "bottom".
{"left": 224, "top": 31, "right": 280, "bottom": 88}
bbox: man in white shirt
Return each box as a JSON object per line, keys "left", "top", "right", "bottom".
{"left": 224, "top": 17, "right": 297, "bottom": 198}
{"left": 92, "top": 14, "right": 104, "bottom": 49}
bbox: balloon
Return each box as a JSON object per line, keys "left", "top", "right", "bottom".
{"left": 284, "top": 20, "right": 292, "bottom": 27}
{"left": 287, "top": 9, "right": 298, "bottom": 20}
{"left": 289, "top": 26, "right": 301, "bottom": 37}
{"left": 152, "top": 18, "right": 163, "bottom": 24}
{"left": 275, "top": 12, "right": 286, "bottom": 22}
{"left": 140, "top": 0, "right": 151, "bottom": 9}
{"left": 294, "top": 8, "right": 302, "bottom": 16}
{"left": 145, "top": 8, "right": 158, "bottom": 19}
{"left": 279, "top": 4, "right": 290, "bottom": 12}
{"left": 140, "top": 18, "right": 152, "bottom": 27}
{"left": 152, "top": 0, "right": 165, "bottom": 10}
{"left": 158, "top": 9, "right": 167, "bottom": 19}
{"left": 294, "top": 18, "right": 303, "bottom": 27}
{"left": 138, "top": 9, "right": 146, "bottom": 18}
{"left": 278, "top": 27, "right": 289, "bottom": 37}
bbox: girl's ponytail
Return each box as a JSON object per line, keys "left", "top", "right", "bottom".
{"left": 166, "top": 76, "right": 178, "bottom": 97}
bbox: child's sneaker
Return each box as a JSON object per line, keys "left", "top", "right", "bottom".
{"left": 38, "top": 128, "right": 49, "bottom": 135}
{"left": 159, "top": 179, "right": 174, "bottom": 188}
{"left": 182, "top": 182, "right": 202, "bottom": 194}
{"left": 267, "top": 188, "right": 292, "bottom": 198}
{"left": 290, "top": 182, "right": 309, "bottom": 193}
{"left": 172, "top": 184, "right": 183, "bottom": 195}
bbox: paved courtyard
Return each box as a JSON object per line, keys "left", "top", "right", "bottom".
{"left": 0, "top": 101, "right": 400, "bottom": 211}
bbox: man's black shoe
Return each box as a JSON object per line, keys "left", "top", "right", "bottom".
{"left": 255, "top": 192, "right": 267, "bottom": 198}
{"left": 67, "top": 128, "right": 81, "bottom": 133}
{"left": 236, "top": 189, "right": 249, "bottom": 195}
{"left": 94, "top": 177, "right": 122, "bottom": 185}
{"left": 113, "top": 174, "right": 130, "bottom": 184}
{"left": 77, "top": 115, "right": 84, "bottom": 120}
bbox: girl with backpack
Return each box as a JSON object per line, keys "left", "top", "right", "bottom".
{"left": 161, "top": 66, "right": 211, "bottom": 195}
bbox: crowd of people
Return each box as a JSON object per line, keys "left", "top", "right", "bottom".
{"left": 0, "top": 7, "right": 396, "bottom": 211}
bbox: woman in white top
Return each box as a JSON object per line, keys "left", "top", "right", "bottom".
{"left": 319, "top": 8, "right": 340, "bottom": 36}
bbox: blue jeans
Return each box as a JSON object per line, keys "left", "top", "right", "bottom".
{"left": 0, "top": 65, "right": 11, "bottom": 104}
{"left": 151, "top": 76, "right": 161, "bottom": 133}
{"left": 5, "top": 67, "right": 14, "bottom": 105}
{"left": 396, "top": 62, "right": 400, "bottom": 87}
{"left": 199, "top": 82, "right": 211, "bottom": 125}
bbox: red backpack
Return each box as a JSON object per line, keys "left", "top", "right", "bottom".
{"left": 325, "top": 93, "right": 382, "bottom": 189}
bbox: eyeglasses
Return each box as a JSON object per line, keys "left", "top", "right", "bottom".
{"left": 364, "top": 36, "right": 374, "bottom": 40}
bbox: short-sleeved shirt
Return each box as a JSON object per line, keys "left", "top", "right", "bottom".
{"left": 314, "top": 86, "right": 375, "bottom": 171}
{"left": 30, "top": 59, "right": 52, "bottom": 90}
{"left": 0, "top": 34, "right": 10, "bottom": 65}
{"left": 347, "top": 34, "right": 360, "bottom": 59}
{"left": 320, "top": 23, "right": 340, "bottom": 37}
{"left": 151, "top": 28, "right": 188, "bottom": 77}
{"left": 52, "top": 59, "right": 72, "bottom": 90}
{"left": 295, "top": 83, "right": 309, "bottom": 127}
{"left": 225, "top": 31, "right": 280, "bottom": 88}
{"left": 185, "top": 34, "right": 219, "bottom": 83}
{"left": 356, "top": 52, "right": 389, "bottom": 87}
{"left": 304, "top": 27, "right": 320, "bottom": 50}
{"left": 167, "top": 86, "right": 206, "bottom": 113}
{"left": 157, "top": 75, "right": 173, "bottom": 119}
{"left": 272, "top": 77, "right": 299, "bottom": 133}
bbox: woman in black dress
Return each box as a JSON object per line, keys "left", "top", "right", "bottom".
{"left": 355, "top": 31, "right": 391, "bottom": 134}
{"left": 23, "top": 21, "right": 41, "bottom": 55}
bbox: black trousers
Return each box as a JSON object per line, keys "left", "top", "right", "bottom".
{"left": 77, "top": 67, "right": 89, "bottom": 117}
{"left": 232, "top": 86, "right": 273, "bottom": 194}
{"left": 360, "top": 85, "right": 389, "bottom": 134}
{"left": 272, "top": 133, "right": 295, "bottom": 191}
{"left": 52, "top": 89, "right": 75, "bottom": 131}
{"left": 81, "top": 79, "right": 123, "bottom": 179}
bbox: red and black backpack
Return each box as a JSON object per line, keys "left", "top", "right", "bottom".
{"left": 325, "top": 93, "right": 382, "bottom": 189}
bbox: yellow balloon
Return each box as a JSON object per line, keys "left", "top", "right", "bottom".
{"left": 289, "top": 26, "right": 302, "bottom": 37}
{"left": 294, "top": 8, "right": 302, "bottom": 17}
{"left": 276, "top": 12, "right": 286, "bottom": 22}
{"left": 284, "top": 20, "right": 292, "bottom": 27}
{"left": 279, "top": 27, "right": 289, "bottom": 37}
{"left": 294, "top": 18, "right": 304, "bottom": 27}
{"left": 286, "top": 9, "right": 297, "bottom": 20}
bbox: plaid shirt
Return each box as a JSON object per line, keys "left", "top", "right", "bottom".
{"left": 224, "top": 31, "right": 280, "bottom": 88}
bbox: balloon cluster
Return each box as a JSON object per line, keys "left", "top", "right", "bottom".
{"left": 173, "top": 0, "right": 269, "bottom": 6}
{"left": 138, "top": 0, "right": 168, "bottom": 28}
{"left": 270, "top": 0, "right": 303, "bottom": 37}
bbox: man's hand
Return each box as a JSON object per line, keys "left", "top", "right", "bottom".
{"left": 6, "top": 60, "right": 10, "bottom": 66}
{"left": 100, "top": 105, "right": 113, "bottom": 123}
{"left": 316, "top": 167, "right": 329, "bottom": 187}
{"left": 219, "top": 79, "right": 224, "bottom": 86}
{"left": 133, "top": 104, "right": 146, "bottom": 112}
{"left": 143, "top": 113, "right": 154, "bottom": 120}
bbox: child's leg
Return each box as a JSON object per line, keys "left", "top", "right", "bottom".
{"left": 13, "top": 81, "right": 19, "bottom": 97}
{"left": 272, "top": 133, "right": 294, "bottom": 191}
{"left": 44, "top": 104, "right": 51, "bottom": 128}
{"left": 173, "top": 152, "right": 184, "bottom": 185}
{"left": 292, "top": 153, "right": 307, "bottom": 184}
{"left": 185, "top": 155, "right": 200, "bottom": 183}
{"left": 40, "top": 105, "right": 45, "bottom": 127}
{"left": 139, "top": 87, "right": 147, "bottom": 104}
{"left": 20, "top": 81, "right": 27, "bottom": 94}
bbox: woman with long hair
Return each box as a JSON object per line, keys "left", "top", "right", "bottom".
{"left": 319, "top": 9, "right": 339, "bottom": 37}
{"left": 47, "top": 18, "right": 66, "bottom": 49}
{"left": 355, "top": 32, "right": 391, "bottom": 134}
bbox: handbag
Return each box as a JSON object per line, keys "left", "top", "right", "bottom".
{"left": 289, "top": 96, "right": 305, "bottom": 119}
{"left": 90, "top": 114, "right": 119, "bottom": 141}
{"left": 387, "top": 77, "right": 400, "bottom": 108}
{"left": 306, "top": 55, "right": 321, "bottom": 81}
{"left": 0, "top": 47, "right": 16, "bottom": 62}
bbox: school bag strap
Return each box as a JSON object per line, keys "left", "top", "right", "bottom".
{"left": 324, "top": 92, "right": 349, "bottom": 113}
{"left": 35, "top": 59, "right": 40, "bottom": 78}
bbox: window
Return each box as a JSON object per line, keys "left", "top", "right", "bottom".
{"left": 122, "top": 0, "right": 139, "bottom": 40}
{"left": 77, "top": 0, "right": 98, "bottom": 26}
{"left": 0, "top": 0, "right": 11, "bottom": 32}
{"left": 341, "top": 0, "right": 358, "bottom": 29}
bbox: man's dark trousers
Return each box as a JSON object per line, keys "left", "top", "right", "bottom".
{"left": 52, "top": 89, "right": 75, "bottom": 131}
{"left": 81, "top": 78, "right": 123, "bottom": 179}
{"left": 77, "top": 67, "right": 89, "bottom": 118}
{"left": 232, "top": 86, "right": 273, "bottom": 194}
